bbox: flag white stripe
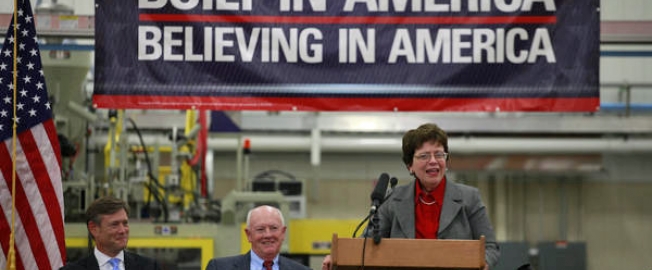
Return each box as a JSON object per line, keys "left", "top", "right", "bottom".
{"left": 33, "top": 124, "right": 65, "bottom": 222}
{"left": 11, "top": 137, "right": 63, "bottom": 269}
{"left": 0, "top": 168, "right": 8, "bottom": 268}
{"left": 0, "top": 179, "right": 9, "bottom": 268}
{"left": 0, "top": 172, "right": 37, "bottom": 270}
{"left": 14, "top": 213, "right": 37, "bottom": 270}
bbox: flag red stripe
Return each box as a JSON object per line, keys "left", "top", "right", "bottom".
{"left": 44, "top": 120, "right": 63, "bottom": 175}
{"left": 0, "top": 215, "right": 28, "bottom": 270}
{"left": 0, "top": 142, "right": 52, "bottom": 269}
{"left": 18, "top": 123, "right": 66, "bottom": 264}
{"left": 14, "top": 178, "right": 52, "bottom": 270}
{"left": 0, "top": 155, "right": 27, "bottom": 270}
{"left": 38, "top": 121, "right": 67, "bottom": 260}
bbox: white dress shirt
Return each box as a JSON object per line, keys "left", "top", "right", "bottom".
{"left": 249, "top": 250, "right": 279, "bottom": 270}
{"left": 94, "top": 247, "right": 125, "bottom": 270}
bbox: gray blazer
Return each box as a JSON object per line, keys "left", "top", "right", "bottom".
{"left": 205, "top": 251, "right": 311, "bottom": 270}
{"left": 374, "top": 179, "right": 500, "bottom": 268}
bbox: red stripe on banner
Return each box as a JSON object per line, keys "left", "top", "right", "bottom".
{"left": 19, "top": 123, "right": 66, "bottom": 264}
{"left": 0, "top": 142, "right": 52, "bottom": 269}
{"left": 139, "top": 14, "right": 557, "bottom": 25}
{"left": 93, "top": 95, "right": 599, "bottom": 112}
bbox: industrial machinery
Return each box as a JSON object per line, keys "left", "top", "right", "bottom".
{"left": 59, "top": 108, "right": 325, "bottom": 270}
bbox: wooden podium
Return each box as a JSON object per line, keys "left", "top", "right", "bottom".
{"left": 331, "top": 234, "right": 485, "bottom": 270}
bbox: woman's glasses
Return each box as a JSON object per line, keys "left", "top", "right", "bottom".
{"left": 414, "top": 152, "right": 448, "bottom": 162}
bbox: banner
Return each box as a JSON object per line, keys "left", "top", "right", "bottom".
{"left": 93, "top": 0, "right": 599, "bottom": 111}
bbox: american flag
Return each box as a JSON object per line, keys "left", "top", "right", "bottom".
{"left": 0, "top": 0, "right": 67, "bottom": 269}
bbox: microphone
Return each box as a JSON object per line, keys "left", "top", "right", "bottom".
{"left": 390, "top": 177, "right": 398, "bottom": 188}
{"left": 385, "top": 177, "right": 398, "bottom": 198}
{"left": 370, "top": 173, "right": 390, "bottom": 214}
{"left": 352, "top": 174, "right": 395, "bottom": 239}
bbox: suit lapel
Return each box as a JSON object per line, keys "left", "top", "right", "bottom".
{"left": 87, "top": 254, "right": 101, "bottom": 270}
{"left": 237, "top": 252, "right": 252, "bottom": 270}
{"left": 438, "top": 180, "right": 462, "bottom": 234}
{"left": 124, "top": 251, "right": 136, "bottom": 270}
{"left": 395, "top": 180, "right": 416, "bottom": 238}
{"left": 278, "top": 256, "right": 288, "bottom": 270}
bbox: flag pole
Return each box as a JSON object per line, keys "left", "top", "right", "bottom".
{"left": 6, "top": 0, "right": 19, "bottom": 269}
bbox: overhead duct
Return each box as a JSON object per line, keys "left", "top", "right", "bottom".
{"left": 94, "top": 134, "right": 652, "bottom": 154}
{"left": 207, "top": 136, "right": 652, "bottom": 154}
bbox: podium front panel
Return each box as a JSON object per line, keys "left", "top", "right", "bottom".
{"left": 331, "top": 235, "right": 485, "bottom": 270}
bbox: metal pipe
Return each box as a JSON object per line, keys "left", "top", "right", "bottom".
{"left": 207, "top": 136, "right": 652, "bottom": 154}
{"left": 96, "top": 134, "right": 652, "bottom": 154}
{"left": 311, "top": 128, "right": 321, "bottom": 166}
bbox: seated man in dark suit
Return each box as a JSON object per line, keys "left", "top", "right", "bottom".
{"left": 205, "top": 205, "right": 310, "bottom": 270}
{"left": 60, "top": 196, "right": 161, "bottom": 270}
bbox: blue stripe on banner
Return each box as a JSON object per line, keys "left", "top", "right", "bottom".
{"left": 600, "top": 103, "right": 652, "bottom": 111}
{"left": 601, "top": 51, "right": 652, "bottom": 57}
{"left": 40, "top": 44, "right": 95, "bottom": 51}
{"left": 96, "top": 84, "right": 599, "bottom": 98}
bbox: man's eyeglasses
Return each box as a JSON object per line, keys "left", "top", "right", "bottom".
{"left": 414, "top": 152, "right": 448, "bottom": 161}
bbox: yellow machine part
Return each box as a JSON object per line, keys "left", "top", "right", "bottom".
{"left": 240, "top": 219, "right": 361, "bottom": 254}
{"left": 103, "top": 109, "right": 199, "bottom": 209}
{"left": 103, "top": 110, "right": 124, "bottom": 171}
{"left": 112, "top": 144, "right": 196, "bottom": 208}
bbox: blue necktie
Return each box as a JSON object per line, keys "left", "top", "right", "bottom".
{"left": 109, "top": 258, "right": 120, "bottom": 270}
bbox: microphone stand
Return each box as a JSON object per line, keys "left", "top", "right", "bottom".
{"left": 352, "top": 204, "right": 378, "bottom": 239}
{"left": 371, "top": 207, "right": 381, "bottom": 244}
{"left": 353, "top": 190, "right": 396, "bottom": 238}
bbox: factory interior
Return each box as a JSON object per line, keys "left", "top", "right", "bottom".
{"left": 1, "top": 0, "right": 651, "bottom": 270}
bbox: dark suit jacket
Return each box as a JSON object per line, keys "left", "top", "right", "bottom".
{"left": 205, "top": 251, "right": 310, "bottom": 270}
{"left": 374, "top": 179, "right": 500, "bottom": 268}
{"left": 59, "top": 251, "right": 161, "bottom": 270}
